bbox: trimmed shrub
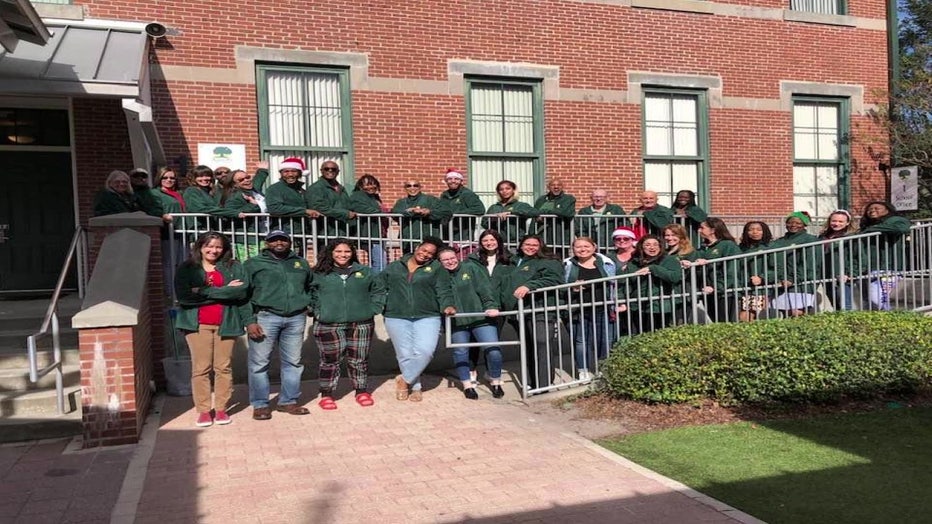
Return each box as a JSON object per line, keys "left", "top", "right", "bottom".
{"left": 600, "top": 312, "right": 932, "bottom": 405}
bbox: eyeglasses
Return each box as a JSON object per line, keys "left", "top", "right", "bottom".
{"left": 161, "top": 177, "right": 176, "bottom": 180}
{"left": 321, "top": 167, "right": 340, "bottom": 173}
{"left": 614, "top": 237, "right": 633, "bottom": 242}
{"left": 131, "top": 174, "right": 147, "bottom": 178}
{"left": 405, "top": 183, "right": 421, "bottom": 188}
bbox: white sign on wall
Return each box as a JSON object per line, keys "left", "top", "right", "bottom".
{"left": 891, "top": 165, "right": 919, "bottom": 211}
{"left": 197, "top": 143, "right": 246, "bottom": 171}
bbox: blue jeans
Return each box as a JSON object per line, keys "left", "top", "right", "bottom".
{"left": 367, "top": 242, "right": 386, "bottom": 274}
{"left": 573, "top": 310, "right": 611, "bottom": 371}
{"left": 248, "top": 311, "right": 306, "bottom": 408}
{"left": 384, "top": 317, "right": 441, "bottom": 391}
{"left": 451, "top": 323, "right": 503, "bottom": 382}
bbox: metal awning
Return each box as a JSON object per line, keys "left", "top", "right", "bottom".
{"left": 0, "top": 21, "right": 148, "bottom": 97}
{"left": 0, "top": 0, "right": 51, "bottom": 52}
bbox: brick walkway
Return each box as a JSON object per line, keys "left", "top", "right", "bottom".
{"left": 0, "top": 375, "right": 763, "bottom": 524}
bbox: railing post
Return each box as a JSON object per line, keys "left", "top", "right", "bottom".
{"left": 517, "top": 300, "right": 527, "bottom": 400}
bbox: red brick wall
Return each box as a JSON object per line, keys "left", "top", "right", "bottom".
{"left": 73, "top": 98, "right": 135, "bottom": 224}
{"left": 70, "top": 0, "right": 891, "bottom": 215}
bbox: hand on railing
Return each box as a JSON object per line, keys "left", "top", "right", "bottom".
{"left": 513, "top": 285, "right": 531, "bottom": 299}
{"left": 485, "top": 309, "right": 500, "bottom": 317}
{"left": 306, "top": 209, "right": 322, "bottom": 218}
{"left": 443, "top": 306, "right": 457, "bottom": 315}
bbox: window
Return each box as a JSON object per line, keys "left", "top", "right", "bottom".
{"left": 466, "top": 79, "right": 543, "bottom": 207}
{"left": 642, "top": 89, "right": 709, "bottom": 208}
{"left": 789, "top": 0, "right": 845, "bottom": 15}
{"left": 792, "top": 97, "right": 849, "bottom": 217}
{"left": 257, "top": 65, "right": 353, "bottom": 185}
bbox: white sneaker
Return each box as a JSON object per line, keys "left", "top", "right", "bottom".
{"left": 578, "top": 369, "right": 592, "bottom": 382}
{"left": 469, "top": 370, "right": 478, "bottom": 387}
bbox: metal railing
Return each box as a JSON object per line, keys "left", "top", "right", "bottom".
{"left": 25, "top": 226, "right": 88, "bottom": 414}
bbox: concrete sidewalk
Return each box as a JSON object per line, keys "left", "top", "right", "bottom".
{"left": 1, "top": 375, "right": 763, "bottom": 523}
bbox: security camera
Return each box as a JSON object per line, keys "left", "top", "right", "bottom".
{"left": 145, "top": 22, "right": 167, "bottom": 39}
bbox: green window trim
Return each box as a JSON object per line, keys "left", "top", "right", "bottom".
{"left": 465, "top": 77, "right": 545, "bottom": 205}
{"left": 640, "top": 87, "right": 711, "bottom": 210}
{"left": 256, "top": 63, "right": 355, "bottom": 184}
{"left": 791, "top": 95, "right": 851, "bottom": 211}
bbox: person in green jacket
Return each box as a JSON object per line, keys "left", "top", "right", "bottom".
{"left": 768, "top": 211, "right": 822, "bottom": 317}
{"left": 151, "top": 167, "right": 187, "bottom": 293}
{"left": 575, "top": 190, "right": 627, "bottom": 251}
{"left": 736, "top": 221, "right": 775, "bottom": 322}
{"left": 220, "top": 169, "right": 265, "bottom": 260}
{"left": 671, "top": 190, "right": 709, "bottom": 248}
{"left": 240, "top": 230, "right": 314, "bottom": 420}
{"left": 661, "top": 223, "right": 700, "bottom": 324}
{"left": 309, "top": 238, "right": 386, "bottom": 410}
{"left": 533, "top": 179, "right": 577, "bottom": 256}
{"left": 348, "top": 174, "right": 390, "bottom": 273}
{"left": 467, "top": 229, "right": 515, "bottom": 386}
{"left": 619, "top": 235, "right": 683, "bottom": 334}
{"left": 381, "top": 237, "right": 454, "bottom": 402}
{"left": 182, "top": 165, "right": 239, "bottom": 234}
{"left": 481, "top": 180, "right": 542, "bottom": 249}
{"left": 440, "top": 168, "right": 485, "bottom": 245}
{"left": 306, "top": 160, "right": 356, "bottom": 240}
{"left": 392, "top": 180, "right": 451, "bottom": 253}
{"left": 859, "top": 201, "right": 912, "bottom": 309}
{"left": 503, "top": 235, "right": 564, "bottom": 392}
{"left": 693, "top": 217, "right": 743, "bottom": 322}
{"left": 130, "top": 168, "right": 167, "bottom": 220}
{"left": 631, "top": 190, "right": 675, "bottom": 238}
{"left": 438, "top": 247, "right": 504, "bottom": 400}
{"left": 93, "top": 170, "right": 142, "bottom": 217}
{"left": 174, "top": 232, "right": 248, "bottom": 427}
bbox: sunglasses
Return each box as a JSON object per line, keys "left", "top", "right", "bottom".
{"left": 405, "top": 183, "right": 421, "bottom": 188}
{"left": 321, "top": 167, "right": 340, "bottom": 173}
{"left": 161, "top": 176, "right": 176, "bottom": 180}
{"left": 131, "top": 174, "right": 148, "bottom": 178}
{"left": 614, "top": 237, "right": 633, "bottom": 242}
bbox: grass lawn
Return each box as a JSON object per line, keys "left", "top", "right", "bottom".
{"left": 599, "top": 406, "right": 932, "bottom": 524}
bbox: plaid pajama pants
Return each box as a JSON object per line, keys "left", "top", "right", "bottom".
{"left": 312, "top": 320, "right": 375, "bottom": 392}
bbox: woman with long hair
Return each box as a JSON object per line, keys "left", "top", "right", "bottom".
{"left": 481, "top": 180, "right": 542, "bottom": 247}
{"left": 563, "top": 237, "right": 616, "bottom": 381}
{"left": 662, "top": 223, "right": 699, "bottom": 324}
{"left": 310, "top": 238, "right": 386, "bottom": 409}
{"left": 381, "top": 237, "right": 453, "bottom": 402}
{"left": 465, "top": 229, "right": 514, "bottom": 387}
{"left": 502, "top": 234, "right": 563, "bottom": 391}
{"left": 438, "top": 247, "right": 504, "bottom": 399}
{"left": 348, "top": 174, "right": 390, "bottom": 272}
{"left": 174, "top": 232, "right": 248, "bottom": 427}
{"left": 858, "top": 201, "right": 911, "bottom": 310}
{"left": 818, "top": 210, "right": 857, "bottom": 311}
{"left": 619, "top": 235, "right": 682, "bottom": 334}
{"left": 693, "top": 217, "right": 742, "bottom": 322}
{"left": 737, "top": 221, "right": 774, "bottom": 321}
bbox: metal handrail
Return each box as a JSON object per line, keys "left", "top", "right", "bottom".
{"left": 25, "top": 226, "right": 87, "bottom": 415}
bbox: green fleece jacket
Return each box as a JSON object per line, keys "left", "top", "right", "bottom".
{"left": 859, "top": 215, "right": 911, "bottom": 272}
{"left": 133, "top": 185, "right": 164, "bottom": 218}
{"left": 306, "top": 178, "right": 353, "bottom": 236}
{"left": 620, "top": 254, "right": 683, "bottom": 313}
{"left": 575, "top": 204, "right": 627, "bottom": 249}
{"left": 467, "top": 253, "right": 515, "bottom": 294}
{"left": 633, "top": 204, "right": 675, "bottom": 236}
{"left": 348, "top": 190, "right": 386, "bottom": 241}
{"left": 239, "top": 249, "right": 313, "bottom": 324}
{"left": 697, "top": 239, "right": 743, "bottom": 292}
{"left": 266, "top": 180, "right": 307, "bottom": 217}
{"left": 174, "top": 260, "right": 249, "bottom": 337}
{"left": 534, "top": 192, "right": 577, "bottom": 247}
{"left": 380, "top": 256, "right": 454, "bottom": 319}
{"left": 392, "top": 194, "right": 452, "bottom": 243}
{"left": 739, "top": 242, "right": 772, "bottom": 296}
{"left": 445, "top": 259, "right": 499, "bottom": 329}
{"left": 768, "top": 231, "right": 822, "bottom": 294}
{"left": 309, "top": 263, "right": 386, "bottom": 323}
{"left": 151, "top": 188, "right": 184, "bottom": 229}
{"left": 93, "top": 190, "right": 142, "bottom": 217}
{"left": 183, "top": 186, "right": 238, "bottom": 217}
{"left": 441, "top": 187, "right": 485, "bottom": 242}
{"left": 673, "top": 204, "right": 708, "bottom": 247}
{"left": 501, "top": 256, "right": 563, "bottom": 311}
{"left": 481, "top": 199, "right": 542, "bottom": 244}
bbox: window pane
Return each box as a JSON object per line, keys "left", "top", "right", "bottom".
{"left": 673, "top": 126, "right": 698, "bottom": 156}
{"left": 307, "top": 74, "right": 342, "bottom": 148}
{"left": 793, "top": 103, "right": 816, "bottom": 128}
{"left": 815, "top": 165, "right": 839, "bottom": 194}
{"left": 645, "top": 125, "right": 672, "bottom": 156}
{"left": 470, "top": 85, "right": 504, "bottom": 152}
{"left": 794, "top": 130, "right": 817, "bottom": 160}
{"left": 503, "top": 86, "right": 534, "bottom": 153}
{"left": 644, "top": 162, "right": 674, "bottom": 205}
{"left": 793, "top": 165, "right": 816, "bottom": 194}
{"left": 671, "top": 97, "right": 697, "bottom": 124}
{"left": 267, "top": 72, "right": 305, "bottom": 147}
{"left": 671, "top": 163, "right": 699, "bottom": 192}
{"left": 791, "top": 0, "right": 840, "bottom": 15}
{"left": 817, "top": 131, "right": 839, "bottom": 160}
{"left": 644, "top": 96, "right": 670, "bottom": 121}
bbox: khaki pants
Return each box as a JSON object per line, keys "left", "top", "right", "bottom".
{"left": 185, "top": 325, "right": 234, "bottom": 413}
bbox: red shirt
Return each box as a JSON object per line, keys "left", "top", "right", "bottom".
{"left": 197, "top": 270, "right": 224, "bottom": 325}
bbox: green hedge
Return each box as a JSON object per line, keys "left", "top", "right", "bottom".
{"left": 600, "top": 312, "right": 932, "bottom": 405}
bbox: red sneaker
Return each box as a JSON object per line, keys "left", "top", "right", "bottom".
{"left": 214, "top": 410, "right": 231, "bottom": 425}
{"left": 195, "top": 412, "right": 213, "bottom": 427}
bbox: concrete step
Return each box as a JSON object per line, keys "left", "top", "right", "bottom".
{"left": 0, "top": 386, "right": 81, "bottom": 417}
{"left": 0, "top": 347, "right": 81, "bottom": 370}
{"left": 0, "top": 410, "right": 83, "bottom": 444}
{"left": 0, "top": 365, "right": 81, "bottom": 392}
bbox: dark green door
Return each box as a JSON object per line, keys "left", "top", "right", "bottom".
{"left": 0, "top": 151, "right": 75, "bottom": 292}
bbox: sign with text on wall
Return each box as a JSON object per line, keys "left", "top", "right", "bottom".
{"left": 891, "top": 166, "right": 919, "bottom": 211}
{"left": 197, "top": 143, "right": 246, "bottom": 171}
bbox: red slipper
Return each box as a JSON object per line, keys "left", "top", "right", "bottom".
{"left": 355, "top": 392, "right": 375, "bottom": 407}
{"left": 318, "top": 396, "right": 338, "bottom": 410}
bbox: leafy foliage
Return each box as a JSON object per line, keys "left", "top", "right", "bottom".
{"left": 600, "top": 312, "right": 932, "bottom": 405}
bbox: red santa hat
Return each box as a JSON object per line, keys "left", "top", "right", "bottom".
{"left": 444, "top": 168, "right": 465, "bottom": 181}
{"left": 612, "top": 226, "right": 639, "bottom": 241}
{"left": 279, "top": 157, "right": 306, "bottom": 173}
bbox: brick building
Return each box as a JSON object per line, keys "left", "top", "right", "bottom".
{"left": 0, "top": 0, "right": 893, "bottom": 292}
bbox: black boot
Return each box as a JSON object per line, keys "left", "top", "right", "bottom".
{"left": 490, "top": 385, "right": 505, "bottom": 399}
{"left": 463, "top": 388, "right": 479, "bottom": 400}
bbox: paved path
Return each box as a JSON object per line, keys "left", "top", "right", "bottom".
{"left": 0, "top": 375, "right": 763, "bottom": 523}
